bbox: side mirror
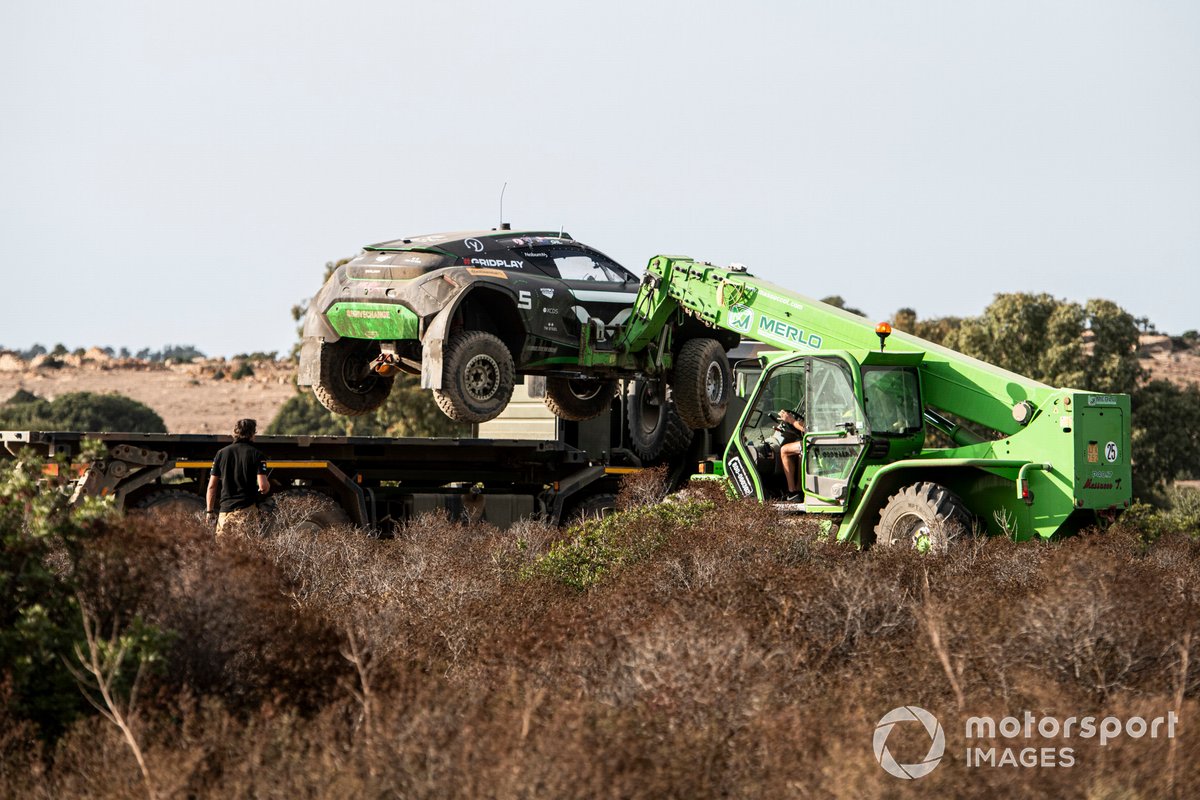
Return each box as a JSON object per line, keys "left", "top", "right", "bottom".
{"left": 735, "top": 371, "right": 751, "bottom": 398}
{"left": 733, "top": 363, "right": 761, "bottom": 398}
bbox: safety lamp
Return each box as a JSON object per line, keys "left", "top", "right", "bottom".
{"left": 875, "top": 321, "right": 892, "bottom": 351}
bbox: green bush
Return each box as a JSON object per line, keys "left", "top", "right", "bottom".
{"left": 0, "top": 443, "right": 114, "bottom": 737}
{"left": 0, "top": 391, "right": 166, "bottom": 433}
{"left": 1122, "top": 486, "right": 1200, "bottom": 540}
{"left": 529, "top": 499, "right": 713, "bottom": 590}
{"left": 268, "top": 380, "right": 470, "bottom": 438}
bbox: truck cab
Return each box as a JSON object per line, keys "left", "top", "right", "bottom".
{"left": 725, "top": 350, "right": 925, "bottom": 510}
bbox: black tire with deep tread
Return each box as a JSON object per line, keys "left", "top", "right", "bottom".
{"left": 543, "top": 376, "right": 618, "bottom": 422}
{"left": 625, "top": 379, "right": 693, "bottom": 464}
{"left": 133, "top": 488, "right": 205, "bottom": 518}
{"left": 269, "top": 488, "right": 352, "bottom": 533}
{"left": 672, "top": 338, "right": 732, "bottom": 430}
{"left": 313, "top": 340, "right": 394, "bottom": 417}
{"left": 566, "top": 492, "right": 618, "bottom": 524}
{"left": 433, "top": 331, "right": 515, "bottom": 423}
{"left": 874, "top": 481, "right": 971, "bottom": 552}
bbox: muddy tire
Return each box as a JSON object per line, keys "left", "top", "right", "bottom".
{"left": 269, "top": 488, "right": 352, "bottom": 533}
{"left": 875, "top": 482, "right": 970, "bottom": 553}
{"left": 625, "top": 379, "right": 693, "bottom": 463}
{"left": 433, "top": 331, "right": 515, "bottom": 423}
{"left": 313, "top": 339, "right": 394, "bottom": 417}
{"left": 672, "top": 338, "right": 731, "bottom": 430}
{"left": 543, "top": 377, "right": 618, "bottom": 422}
{"left": 133, "top": 488, "right": 205, "bottom": 519}
{"left": 566, "top": 492, "right": 618, "bottom": 524}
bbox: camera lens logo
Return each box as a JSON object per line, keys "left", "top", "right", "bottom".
{"left": 873, "top": 706, "right": 945, "bottom": 779}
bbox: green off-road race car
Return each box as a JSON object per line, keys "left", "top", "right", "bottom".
{"left": 299, "top": 228, "right": 648, "bottom": 424}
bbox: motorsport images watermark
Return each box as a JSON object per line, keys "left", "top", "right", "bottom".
{"left": 873, "top": 706, "right": 1180, "bottom": 778}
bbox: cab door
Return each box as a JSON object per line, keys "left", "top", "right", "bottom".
{"left": 802, "top": 357, "right": 869, "bottom": 507}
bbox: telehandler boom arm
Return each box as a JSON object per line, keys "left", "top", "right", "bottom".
{"left": 615, "top": 256, "right": 1055, "bottom": 437}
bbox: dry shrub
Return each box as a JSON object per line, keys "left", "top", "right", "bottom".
{"left": 4, "top": 493, "right": 1200, "bottom": 799}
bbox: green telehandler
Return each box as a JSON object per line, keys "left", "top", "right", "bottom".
{"left": 579, "top": 256, "right": 1132, "bottom": 548}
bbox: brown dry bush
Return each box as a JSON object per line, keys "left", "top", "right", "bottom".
{"left": 3, "top": 486, "right": 1200, "bottom": 799}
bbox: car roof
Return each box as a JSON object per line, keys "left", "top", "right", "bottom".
{"left": 365, "top": 229, "right": 575, "bottom": 251}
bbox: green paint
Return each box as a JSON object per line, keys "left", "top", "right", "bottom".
{"left": 326, "top": 302, "right": 419, "bottom": 341}
{"left": 610, "top": 255, "right": 1132, "bottom": 546}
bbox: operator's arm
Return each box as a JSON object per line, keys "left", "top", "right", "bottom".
{"left": 206, "top": 475, "right": 219, "bottom": 514}
{"left": 780, "top": 409, "right": 806, "bottom": 433}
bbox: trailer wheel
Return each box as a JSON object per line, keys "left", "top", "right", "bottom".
{"left": 269, "top": 489, "right": 352, "bottom": 534}
{"left": 625, "top": 379, "right": 693, "bottom": 463}
{"left": 875, "top": 482, "right": 970, "bottom": 553}
{"left": 314, "top": 339, "right": 394, "bottom": 417}
{"left": 672, "top": 338, "right": 731, "bottom": 430}
{"left": 434, "top": 331, "right": 515, "bottom": 423}
{"left": 543, "top": 376, "right": 618, "bottom": 421}
{"left": 567, "top": 492, "right": 618, "bottom": 523}
{"left": 133, "top": 488, "right": 205, "bottom": 519}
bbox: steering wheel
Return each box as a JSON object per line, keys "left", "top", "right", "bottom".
{"left": 767, "top": 411, "right": 795, "bottom": 440}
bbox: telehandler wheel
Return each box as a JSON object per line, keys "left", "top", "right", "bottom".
{"left": 672, "top": 338, "right": 732, "bottom": 430}
{"left": 875, "top": 482, "right": 971, "bottom": 554}
{"left": 625, "top": 379, "right": 693, "bottom": 463}
{"left": 268, "top": 488, "right": 352, "bottom": 534}
{"left": 313, "top": 339, "right": 395, "bottom": 417}
{"left": 434, "top": 331, "right": 515, "bottom": 423}
{"left": 133, "top": 488, "right": 205, "bottom": 519}
{"left": 543, "top": 376, "right": 618, "bottom": 421}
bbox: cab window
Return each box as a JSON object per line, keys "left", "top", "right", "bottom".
{"left": 862, "top": 367, "right": 922, "bottom": 435}
{"left": 806, "top": 358, "right": 864, "bottom": 432}
{"left": 744, "top": 364, "right": 804, "bottom": 442}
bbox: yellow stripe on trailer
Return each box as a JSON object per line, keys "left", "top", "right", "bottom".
{"left": 604, "top": 466, "right": 642, "bottom": 475}
{"left": 175, "top": 461, "right": 331, "bottom": 469}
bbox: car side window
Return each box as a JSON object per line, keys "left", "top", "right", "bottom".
{"left": 540, "top": 248, "right": 622, "bottom": 282}
{"left": 518, "top": 249, "right": 561, "bottom": 278}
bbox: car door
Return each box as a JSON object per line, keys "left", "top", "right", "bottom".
{"left": 544, "top": 246, "right": 639, "bottom": 343}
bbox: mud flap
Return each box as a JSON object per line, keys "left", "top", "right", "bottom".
{"left": 298, "top": 339, "right": 321, "bottom": 386}
{"left": 420, "top": 304, "right": 455, "bottom": 390}
{"left": 420, "top": 339, "right": 444, "bottom": 390}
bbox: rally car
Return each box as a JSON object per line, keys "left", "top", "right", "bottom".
{"left": 298, "top": 228, "right": 643, "bottom": 423}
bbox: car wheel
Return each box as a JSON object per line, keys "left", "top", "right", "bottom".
{"left": 625, "top": 379, "right": 693, "bottom": 463}
{"left": 313, "top": 339, "right": 394, "bottom": 416}
{"left": 434, "top": 331, "right": 515, "bottom": 423}
{"left": 543, "top": 376, "right": 618, "bottom": 422}
{"left": 672, "top": 338, "right": 732, "bottom": 430}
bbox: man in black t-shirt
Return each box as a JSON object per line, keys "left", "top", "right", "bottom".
{"left": 206, "top": 418, "right": 270, "bottom": 536}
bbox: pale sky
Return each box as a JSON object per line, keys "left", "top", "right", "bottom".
{"left": 2, "top": 1, "right": 1197, "bottom": 356}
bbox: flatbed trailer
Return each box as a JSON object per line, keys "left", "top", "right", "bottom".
{"left": 1, "top": 429, "right": 637, "bottom": 530}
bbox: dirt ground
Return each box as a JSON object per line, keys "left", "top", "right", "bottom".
{"left": 0, "top": 354, "right": 296, "bottom": 434}
{"left": 1139, "top": 334, "right": 1200, "bottom": 386}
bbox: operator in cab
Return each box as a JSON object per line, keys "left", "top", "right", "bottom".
{"left": 778, "top": 408, "right": 806, "bottom": 502}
